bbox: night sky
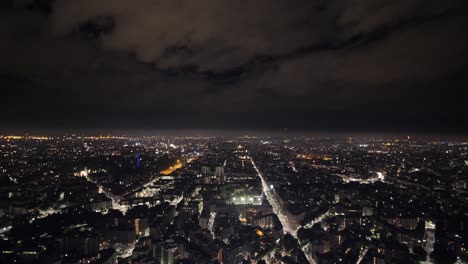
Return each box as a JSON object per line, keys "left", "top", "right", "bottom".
{"left": 1, "top": 0, "right": 468, "bottom": 132}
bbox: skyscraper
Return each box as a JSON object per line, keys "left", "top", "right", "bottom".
{"left": 215, "top": 166, "right": 225, "bottom": 184}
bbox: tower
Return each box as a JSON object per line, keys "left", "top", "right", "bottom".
{"left": 136, "top": 153, "right": 141, "bottom": 169}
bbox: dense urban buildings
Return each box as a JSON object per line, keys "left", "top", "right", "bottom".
{"left": 0, "top": 134, "right": 466, "bottom": 264}
{"left": 2, "top": 0, "right": 468, "bottom": 263}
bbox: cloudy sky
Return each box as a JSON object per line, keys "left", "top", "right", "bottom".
{"left": 1, "top": 0, "right": 468, "bottom": 132}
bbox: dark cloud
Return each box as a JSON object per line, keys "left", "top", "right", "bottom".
{"left": 1, "top": 0, "right": 468, "bottom": 132}
{"left": 259, "top": 9, "right": 468, "bottom": 95}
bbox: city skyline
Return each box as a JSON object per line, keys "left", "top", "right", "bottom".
{"left": 1, "top": 1, "right": 468, "bottom": 264}
{"left": 1, "top": 134, "right": 467, "bottom": 263}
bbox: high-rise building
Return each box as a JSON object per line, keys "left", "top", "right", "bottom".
{"left": 154, "top": 239, "right": 187, "bottom": 264}
{"left": 253, "top": 213, "right": 275, "bottom": 229}
{"left": 60, "top": 230, "right": 101, "bottom": 258}
{"left": 214, "top": 166, "right": 224, "bottom": 184}
{"left": 201, "top": 166, "right": 211, "bottom": 176}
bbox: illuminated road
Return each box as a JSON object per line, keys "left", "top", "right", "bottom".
{"left": 207, "top": 212, "right": 217, "bottom": 236}
{"left": 251, "top": 158, "right": 294, "bottom": 235}
{"left": 303, "top": 210, "right": 330, "bottom": 229}
{"left": 251, "top": 158, "right": 315, "bottom": 264}
{"left": 420, "top": 221, "right": 436, "bottom": 264}
{"left": 356, "top": 247, "right": 368, "bottom": 264}
{"left": 76, "top": 169, "right": 125, "bottom": 213}
{"left": 0, "top": 226, "right": 12, "bottom": 234}
{"left": 336, "top": 171, "right": 386, "bottom": 184}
